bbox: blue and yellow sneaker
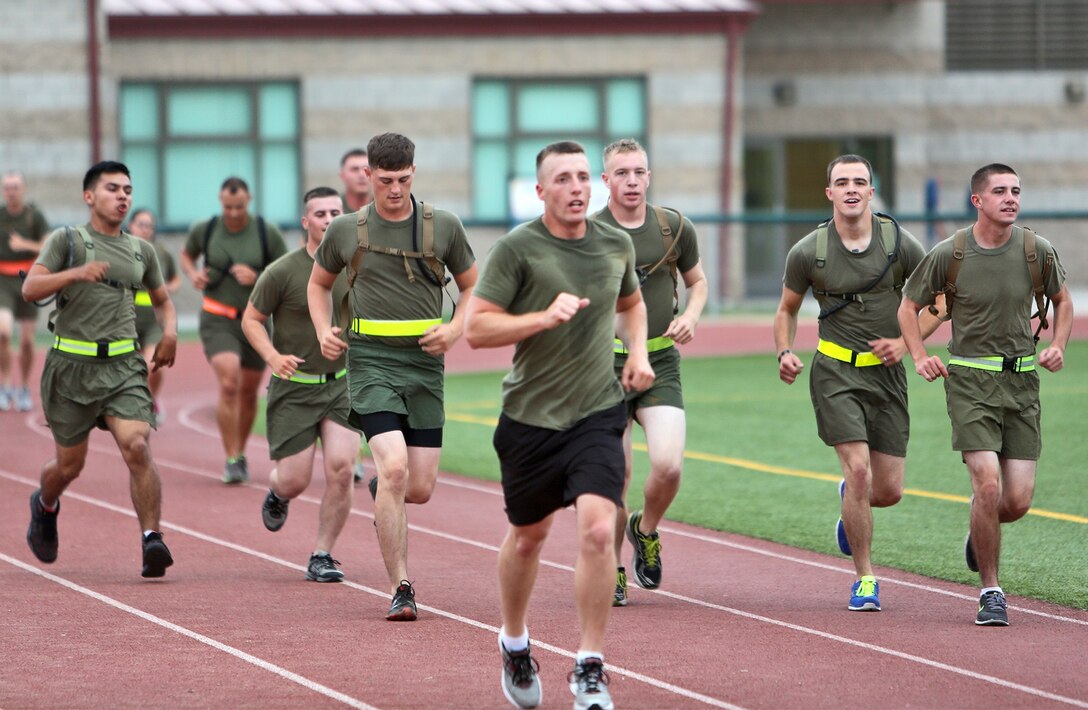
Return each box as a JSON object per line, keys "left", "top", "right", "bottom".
{"left": 849, "top": 575, "right": 880, "bottom": 611}
{"left": 835, "top": 479, "right": 852, "bottom": 557}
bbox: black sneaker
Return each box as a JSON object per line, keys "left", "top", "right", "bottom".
{"left": 261, "top": 489, "right": 289, "bottom": 531}
{"left": 141, "top": 532, "right": 174, "bottom": 578}
{"left": 568, "top": 658, "right": 613, "bottom": 710}
{"left": 976, "top": 590, "right": 1009, "bottom": 626}
{"left": 500, "top": 639, "right": 542, "bottom": 709}
{"left": 368, "top": 475, "right": 378, "bottom": 501}
{"left": 625, "top": 510, "right": 662, "bottom": 590}
{"left": 353, "top": 461, "right": 365, "bottom": 484}
{"left": 27, "top": 490, "right": 59, "bottom": 563}
{"left": 964, "top": 532, "right": 979, "bottom": 573}
{"left": 305, "top": 553, "right": 344, "bottom": 583}
{"left": 386, "top": 580, "right": 417, "bottom": 621}
{"left": 222, "top": 458, "right": 247, "bottom": 485}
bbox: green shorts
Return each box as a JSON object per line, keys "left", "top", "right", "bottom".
{"left": 944, "top": 365, "right": 1041, "bottom": 459}
{"left": 40, "top": 349, "right": 154, "bottom": 446}
{"left": 199, "top": 310, "right": 265, "bottom": 371}
{"left": 615, "top": 346, "right": 684, "bottom": 418}
{"left": 265, "top": 375, "right": 355, "bottom": 460}
{"left": 0, "top": 274, "right": 38, "bottom": 321}
{"left": 134, "top": 305, "right": 162, "bottom": 346}
{"left": 809, "top": 352, "right": 909, "bottom": 457}
{"left": 346, "top": 343, "right": 445, "bottom": 431}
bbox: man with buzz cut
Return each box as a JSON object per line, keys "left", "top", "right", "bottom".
{"left": 243, "top": 186, "right": 360, "bottom": 583}
{"left": 309, "top": 132, "right": 477, "bottom": 621}
{"left": 592, "top": 138, "right": 708, "bottom": 607}
{"left": 23, "top": 160, "right": 177, "bottom": 578}
{"left": 339, "top": 148, "right": 372, "bottom": 215}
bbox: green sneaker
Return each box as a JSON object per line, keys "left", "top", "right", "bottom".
{"left": 612, "top": 567, "right": 628, "bottom": 607}
{"left": 626, "top": 510, "right": 662, "bottom": 589}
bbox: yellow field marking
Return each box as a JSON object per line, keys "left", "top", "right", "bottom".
{"left": 444, "top": 412, "right": 1088, "bottom": 524}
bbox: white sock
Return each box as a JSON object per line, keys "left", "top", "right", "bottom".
{"left": 499, "top": 627, "right": 529, "bottom": 652}
{"left": 143, "top": 530, "right": 158, "bottom": 539}
{"left": 980, "top": 586, "right": 1003, "bottom": 598}
{"left": 576, "top": 650, "right": 603, "bottom": 665}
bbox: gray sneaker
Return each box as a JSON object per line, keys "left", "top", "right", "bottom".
{"left": 568, "top": 658, "right": 612, "bottom": 710}
{"left": 261, "top": 489, "right": 289, "bottom": 531}
{"left": 353, "top": 461, "right": 365, "bottom": 483}
{"left": 500, "top": 639, "right": 541, "bottom": 709}
{"left": 223, "top": 458, "right": 248, "bottom": 484}
{"left": 14, "top": 387, "right": 32, "bottom": 412}
{"left": 305, "top": 553, "right": 344, "bottom": 582}
{"left": 0, "top": 386, "right": 11, "bottom": 411}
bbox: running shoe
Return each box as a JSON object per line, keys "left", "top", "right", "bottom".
{"left": 353, "top": 461, "right": 365, "bottom": 484}
{"left": 386, "top": 580, "right": 417, "bottom": 621}
{"left": 568, "top": 658, "right": 613, "bottom": 710}
{"left": 223, "top": 457, "right": 247, "bottom": 484}
{"left": 499, "top": 638, "right": 542, "bottom": 709}
{"left": 141, "top": 532, "right": 173, "bottom": 578}
{"left": 964, "top": 532, "right": 979, "bottom": 573}
{"left": 848, "top": 575, "right": 881, "bottom": 611}
{"left": 626, "top": 510, "right": 662, "bottom": 589}
{"left": 0, "top": 386, "right": 11, "bottom": 411}
{"left": 14, "top": 387, "right": 32, "bottom": 412}
{"left": 612, "top": 567, "right": 628, "bottom": 608}
{"left": 261, "top": 489, "right": 289, "bottom": 531}
{"left": 836, "top": 478, "right": 852, "bottom": 557}
{"left": 368, "top": 475, "right": 378, "bottom": 501}
{"left": 26, "top": 490, "right": 59, "bottom": 563}
{"left": 305, "top": 553, "right": 344, "bottom": 583}
{"left": 976, "top": 590, "right": 1009, "bottom": 626}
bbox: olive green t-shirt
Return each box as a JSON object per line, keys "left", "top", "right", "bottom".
{"left": 249, "top": 247, "right": 348, "bottom": 374}
{"left": 36, "top": 225, "right": 164, "bottom": 342}
{"left": 474, "top": 217, "right": 639, "bottom": 430}
{"left": 784, "top": 216, "right": 926, "bottom": 351}
{"left": 314, "top": 199, "right": 476, "bottom": 350}
{"left": 184, "top": 214, "right": 288, "bottom": 311}
{"left": 0, "top": 203, "right": 49, "bottom": 262}
{"left": 904, "top": 226, "right": 1066, "bottom": 356}
{"left": 592, "top": 205, "right": 700, "bottom": 339}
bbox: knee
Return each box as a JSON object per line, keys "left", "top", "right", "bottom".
{"left": 650, "top": 460, "right": 682, "bottom": 487}
{"left": 580, "top": 517, "right": 615, "bottom": 556}
{"left": 1001, "top": 490, "right": 1034, "bottom": 522}
{"left": 120, "top": 436, "right": 152, "bottom": 467}
{"left": 379, "top": 459, "right": 410, "bottom": 496}
{"left": 219, "top": 379, "right": 240, "bottom": 401}
{"left": 55, "top": 457, "right": 85, "bottom": 481}
{"left": 511, "top": 530, "right": 547, "bottom": 559}
{"left": 972, "top": 479, "right": 1003, "bottom": 509}
{"left": 406, "top": 481, "right": 433, "bottom": 505}
{"left": 871, "top": 482, "right": 903, "bottom": 508}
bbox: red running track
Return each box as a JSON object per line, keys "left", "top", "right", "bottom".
{"left": 2, "top": 318, "right": 1088, "bottom": 709}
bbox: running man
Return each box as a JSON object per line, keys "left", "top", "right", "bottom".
{"left": 898, "top": 163, "right": 1072, "bottom": 626}
{"left": 1, "top": 171, "right": 49, "bottom": 412}
{"left": 774, "top": 154, "right": 936, "bottom": 612}
{"left": 339, "top": 148, "right": 373, "bottom": 215}
{"left": 22, "top": 160, "right": 177, "bottom": 578}
{"left": 309, "top": 132, "right": 477, "bottom": 620}
{"left": 465, "top": 140, "right": 653, "bottom": 710}
{"left": 242, "top": 186, "right": 360, "bottom": 583}
{"left": 180, "top": 177, "right": 288, "bottom": 484}
{"left": 592, "top": 138, "right": 707, "bottom": 606}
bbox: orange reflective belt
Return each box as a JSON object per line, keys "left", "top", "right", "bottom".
{"left": 202, "top": 296, "right": 240, "bottom": 320}
{"left": 0, "top": 259, "right": 35, "bottom": 276}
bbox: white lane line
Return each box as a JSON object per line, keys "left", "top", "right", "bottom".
{"left": 0, "top": 551, "right": 377, "bottom": 710}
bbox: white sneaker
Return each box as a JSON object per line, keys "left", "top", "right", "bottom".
{"left": 15, "top": 387, "right": 32, "bottom": 412}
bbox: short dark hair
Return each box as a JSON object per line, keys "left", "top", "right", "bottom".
{"left": 971, "top": 163, "right": 1018, "bottom": 195}
{"left": 303, "top": 186, "right": 340, "bottom": 205}
{"left": 340, "top": 148, "right": 367, "bottom": 167}
{"left": 220, "top": 176, "right": 249, "bottom": 194}
{"left": 536, "top": 141, "right": 586, "bottom": 173}
{"left": 367, "top": 133, "right": 414, "bottom": 171}
{"left": 826, "top": 154, "right": 873, "bottom": 185}
{"left": 83, "top": 160, "right": 130, "bottom": 191}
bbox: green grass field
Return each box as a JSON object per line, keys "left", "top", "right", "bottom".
{"left": 435, "top": 341, "right": 1088, "bottom": 611}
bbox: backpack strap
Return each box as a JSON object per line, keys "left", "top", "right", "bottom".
{"left": 419, "top": 201, "right": 449, "bottom": 288}
{"left": 203, "top": 217, "right": 218, "bottom": 262}
{"left": 1021, "top": 226, "right": 1053, "bottom": 343}
{"left": 813, "top": 219, "right": 831, "bottom": 296}
{"left": 644, "top": 205, "right": 683, "bottom": 314}
{"left": 812, "top": 213, "right": 903, "bottom": 321}
{"left": 937, "top": 228, "right": 970, "bottom": 320}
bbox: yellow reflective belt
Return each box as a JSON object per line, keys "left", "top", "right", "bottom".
{"left": 134, "top": 290, "right": 153, "bottom": 307}
{"left": 817, "top": 339, "right": 882, "bottom": 367}
{"left": 613, "top": 336, "right": 675, "bottom": 355}
{"left": 948, "top": 355, "right": 1036, "bottom": 373}
{"left": 53, "top": 336, "right": 137, "bottom": 358}
{"left": 352, "top": 318, "right": 442, "bottom": 336}
{"left": 272, "top": 368, "right": 348, "bottom": 384}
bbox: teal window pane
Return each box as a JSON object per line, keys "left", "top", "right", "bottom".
{"left": 167, "top": 87, "right": 251, "bottom": 137}
{"left": 121, "top": 145, "right": 160, "bottom": 217}
{"left": 473, "top": 82, "right": 510, "bottom": 138}
{"left": 163, "top": 143, "right": 255, "bottom": 225}
{"left": 473, "top": 141, "right": 509, "bottom": 220}
{"left": 514, "top": 137, "right": 599, "bottom": 178}
{"left": 259, "top": 84, "right": 298, "bottom": 140}
{"left": 259, "top": 145, "right": 299, "bottom": 225}
{"left": 120, "top": 85, "right": 159, "bottom": 141}
{"left": 606, "top": 80, "right": 645, "bottom": 136}
{"left": 517, "top": 85, "right": 598, "bottom": 133}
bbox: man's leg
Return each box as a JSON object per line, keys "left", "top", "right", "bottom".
{"left": 997, "top": 457, "right": 1036, "bottom": 524}
{"left": 835, "top": 441, "right": 876, "bottom": 577}
{"left": 237, "top": 366, "right": 264, "bottom": 455}
{"left": 269, "top": 446, "right": 318, "bottom": 501}
{"left": 633, "top": 406, "right": 685, "bottom": 532}
{"left": 367, "top": 430, "right": 415, "bottom": 590}
{"left": 314, "top": 419, "right": 359, "bottom": 553}
{"left": 612, "top": 421, "right": 635, "bottom": 564}
{"left": 498, "top": 514, "right": 555, "bottom": 638}
{"left": 27, "top": 439, "right": 89, "bottom": 563}
{"left": 0, "top": 308, "right": 12, "bottom": 407}
{"left": 106, "top": 417, "right": 161, "bottom": 531}
{"left": 17, "top": 318, "right": 35, "bottom": 389}
{"left": 209, "top": 352, "right": 244, "bottom": 459}
{"left": 964, "top": 450, "right": 1004, "bottom": 588}
{"left": 574, "top": 493, "right": 617, "bottom": 653}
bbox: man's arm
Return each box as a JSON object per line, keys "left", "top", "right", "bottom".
{"left": 242, "top": 303, "right": 304, "bottom": 378}
{"left": 615, "top": 290, "right": 654, "bottom": 392}
{"left": 897, "top": 295, "right": 948, "bottom": 381}
{"left": 773, "top": 285, "right": 806, "bottom": 385}
{"left": 179, "top": 249, "right": 209, "bottom": 290}
{"left": 21, "top": 261, "right": 109, "bottom": 303}
{"left": 148, "top": 284, "right": 177, "bottom": 371}
{"left": 464, "top": 292, "right": 589, "bottom": 349}
{"left": 1038, "top": 285, "right": 1074, "bottom": 372}
{"left": 419, "top": 263, "right": 479, "bottom": 356}
{"left": 662, "top": 261, "right": 708, "bottom": 345}
{"left": 307, "top": 261, "right": 346, "bottom": 361}
{"left": 868, "top": 294, "right": 948, "bottom": 365}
